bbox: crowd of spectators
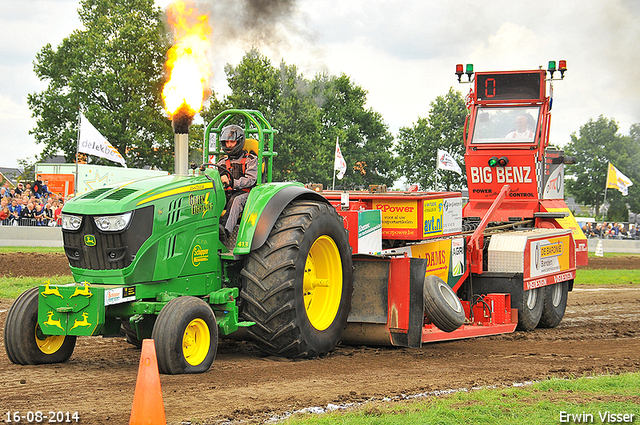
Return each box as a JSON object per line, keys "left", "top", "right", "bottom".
{"left": 0, "top": 178, "right": 66, "bottom": 227}
{"left": 581, "top": 221, "right": 638, "bottom": 239}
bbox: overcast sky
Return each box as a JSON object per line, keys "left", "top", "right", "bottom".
{"left": 1, "top": 0, "right": 639, "bottom": 170}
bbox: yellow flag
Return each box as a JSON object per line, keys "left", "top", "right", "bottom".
{"left": 606, "top": 163, "right": 633, "bottom": 196}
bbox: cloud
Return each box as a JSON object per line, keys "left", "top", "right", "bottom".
{"left": 0, "top": 94, "right": 29, "bottom": 120}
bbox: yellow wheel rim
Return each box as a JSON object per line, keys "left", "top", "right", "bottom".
{"left": 182, "top": 318, "right": 210, "bottom": 366}
{"left": 35, "top": 325, "right": 65, "bottom": 355}
{"left": 303, "top": 235, "right": 343, "bottom": 331}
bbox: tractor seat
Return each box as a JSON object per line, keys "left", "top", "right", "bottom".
{"left": 244, "top": 138, "right": 259, "bottom": 156}
{"left": 244, "top": 138, "right": 265, "bottom": 175}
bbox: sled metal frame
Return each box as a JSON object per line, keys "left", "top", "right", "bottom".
{"left": 343, "top": 255, "right": 519, "bottom": 348}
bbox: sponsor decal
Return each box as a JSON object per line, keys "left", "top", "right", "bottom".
{"left": 495, "top": 166, "right": 532, "bottom": 184}
{"left": 373, "top": 199, "right": 418, "bottom": 230}
{"left": 409, "top": 239, "right": 452, "bottom": 282}
{"left": 540, "top": 241, "right": 563, "bottom": 258}
{"left": 189, "top": 192, "right": 215, "bottom": 216}
{"left": 423, "top": 199, "right": 443, "bottom": 237}
{"left": 188, "top": 183, "right": 210, "bottom": 192}
{"left": 192, "top": 244, "right": 209, "bottom": 267}
{"left": 530, "top": 235, "right": 571, "bottom": 278}
{"left": 543, "top": 167, "right": 563, "bottom": 199}
{"left": 358, "top": 221, "right": 382, "bottom": 238}
{"left": 508, "top": 191, "right": 535, "bottom": 197}
{"left": 384, "top": 229, "right": 415, "bottom": 238}
{"left": 357, "top": 210, "right": 382, "bottom": 254}
{"left": 554, "top": 271, "right": 574, "bottom": 283}
{"left": 524, "top": 271, "right": 575, "bottom": 291}
{"left": 525, "top": 278, "right": 548, "bottom": 291}
{"left": 377, "top": 204, "right": 415, "bottom": 213}
{"left": 105, "top": 286, "right": 136, "bottom": 306}
{"left": 469, "top": 166, "right": 533, "bottom": 184}
{"left": 451, "top": 238, "right": 465, "bottom": 276}
{"left": 442, "top": 197, "right": 463, "bottom": 234}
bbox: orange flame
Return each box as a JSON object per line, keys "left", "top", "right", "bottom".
{"left": 162, "top": 1, "right": 212, "bottom": 119}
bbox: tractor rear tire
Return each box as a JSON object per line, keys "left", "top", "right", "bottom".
{"left": 4, "top": 287, "right": 76, "bottom": 365}
{"left": 152, "top": 296, "right": 218, "bottom": 375}
{"left": 537, "top": 281, "right": 569, "bottom": 328}
{"left": 516, "top": 287, "right": 543, "bottom": 331}
{"left": 423, "top": 275, "right": 465, "bottom": 332}
{"left": 241, "top": 200, "right": 353, "bottom": 358}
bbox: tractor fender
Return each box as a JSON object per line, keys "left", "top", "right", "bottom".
{"left": 234, "top": 184, "right": 330, "bottom": 254}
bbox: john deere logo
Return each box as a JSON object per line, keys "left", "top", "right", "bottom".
{"left": 84, "top": 235, "right": 96, "bottom": 246}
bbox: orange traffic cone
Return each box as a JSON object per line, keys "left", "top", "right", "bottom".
{"left": 129, "top": 339, "right": 166, "bottom": 425}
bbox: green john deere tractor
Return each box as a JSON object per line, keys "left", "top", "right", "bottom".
{"left": 4, "top": 109, "right": 353, "bottom": 374}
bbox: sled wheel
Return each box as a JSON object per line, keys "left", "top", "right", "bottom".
{"left": 516, "top": 287, "right": 543, "bottom": 331}
{"left": 4, "top": 287, "right": 76, "bottom": 365}
{"left": 423, "top": 275, "right": 465, "bottom": 332}
{"left": 152, "top": 296, "right": 217, "bottom": 375}
{"left": 241, "top": 200, "right": 353, "bottom": 358}
{"left": 537, "top": 281, "right": 569, "bottom": 328}
{"left": 121, "top": 321, "right": 143, "bottom": 349}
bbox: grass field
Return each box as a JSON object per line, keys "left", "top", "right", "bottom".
{"left": 576, "top": 269, "right": 640, "bottom": 285}
{"left": 0, "top": 246, "right": 64, "bottom": 253}
{"left": 283, "top": 373, "right": 640, "bottom": 425}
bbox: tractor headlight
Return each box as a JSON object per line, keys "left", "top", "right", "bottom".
{"left": 61, "top": 213, "right": 83, "bottom": 231}
{"left": 93, "top": 212, "right": 132, "bottom": 232}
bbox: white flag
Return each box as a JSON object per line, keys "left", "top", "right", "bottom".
{"left": 606, "top": 162, "right": 633, "bottom": 196}
{"left": 78, "top": 113, "right": 127, "bottom": 167}
{"left": 334, "top": 137, "right": 347, "bottom": 180}
{"left": 437, "top": 149, "right": 462, "bottom": 175}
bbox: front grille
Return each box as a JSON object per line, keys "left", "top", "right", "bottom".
{"left": 63, "top": 206, "right": 154, "bottom": 270}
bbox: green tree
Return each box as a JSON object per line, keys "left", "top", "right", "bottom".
{"left": 28, "top": 0, "right": 174, "bottom": 170}
{"left": 214, "top": 50, "right": 396, "bottom": 187}
{"left": 565, "top": 116, "right": 640, "bottom": 221}
{"left": 312, "top": 73, "right": 396, "bottom": 189}
{"left": 396, "top": 88, "right": 467, "bottom": 191}
{"left": 219, "top": 50, "right": 321, "bottom": 182}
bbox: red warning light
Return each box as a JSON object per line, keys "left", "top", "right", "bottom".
{"left": 456, "top": 64, "right": 464, "bottom": 82}
{"left": 558, "top": 60, "right": 567, "bottom": 78}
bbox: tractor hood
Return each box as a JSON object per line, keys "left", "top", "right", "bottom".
{"left": 63, "top": 172, "right": 218, "bottom": 216}
{"left": 60, "top": 170, "right": 227, "bottom": 284}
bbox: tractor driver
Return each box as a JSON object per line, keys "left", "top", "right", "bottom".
{"left": 505, "top": 115, "right": 534, "bottom": 139}
{"left": 217, "top": 125, "right": 258, "bottom": 243}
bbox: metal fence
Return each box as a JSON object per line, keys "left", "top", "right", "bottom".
{"left": 0, "top": 218, "right": 60, "bottom": 227}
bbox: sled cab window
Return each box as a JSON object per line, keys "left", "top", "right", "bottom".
{"left": 471, "top": 106, "right": 540, "bottom": 145}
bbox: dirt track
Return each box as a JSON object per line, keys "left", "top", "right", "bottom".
{"left": 1, "top": 253, "right": 639, "bottom": 424}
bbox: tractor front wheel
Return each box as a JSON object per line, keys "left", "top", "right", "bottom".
{"left": 241, "top": 200, "right": 353, "bottom": 358}
{"left": 4, "top": 287, "right": 76, "bottom": 365}
{"left": 152, "top": 296, "right": 218, "bottom": 375}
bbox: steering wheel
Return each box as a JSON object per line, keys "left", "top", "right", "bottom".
{"left": 200, "top": 163, "right": 234, "bottom": 189}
